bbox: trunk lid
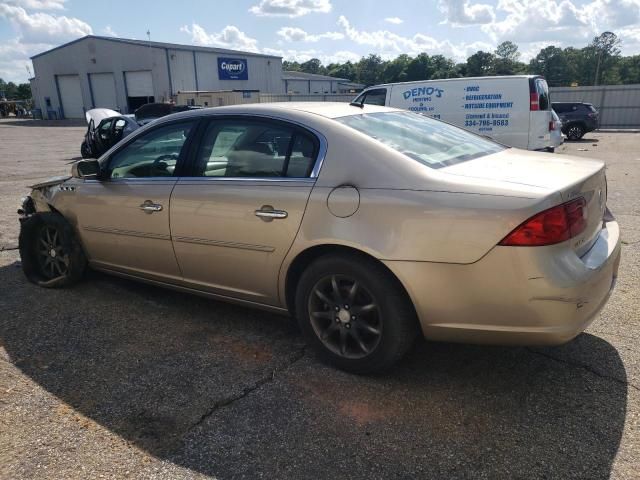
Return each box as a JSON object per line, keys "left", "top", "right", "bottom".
{"left": 444, "top": 149, "right": 607, "bottom": 256}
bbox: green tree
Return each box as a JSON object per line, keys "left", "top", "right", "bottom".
{"left": 356, "top": 54, "right": 385, "bottom": 85}
{"left": 381, "top": 54, "right": 411, "bottom": 83}
{"left": 494, "top": 41, "right": 526, "bottom": 75}
{"left": 405, "top": 53, "right": 432, "bottom": 81}
{"left": 591, "top": 31, "right": 622, "bottom": 85}
{"left": 299, "top": 58, "right": 325, "bottom": 75}
{"left": 326, "top": 61, "right": 357, "bottom": 80}
{"left": 466, "top": 51, "right": 495, "bottom": 76}
{"left": 528, "top": 46, "right": 571, "bottom": 86}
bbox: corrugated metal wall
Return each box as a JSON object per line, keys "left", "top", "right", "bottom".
{"left": 259, "top": 93, "right": 353, "bottom": 103}
{"left": 550, "top": 84, "right": 640, "bottom": 128}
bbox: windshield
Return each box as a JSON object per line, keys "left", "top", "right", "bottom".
{"left": 335, "top": 111, "right": 505, "bottom": 169}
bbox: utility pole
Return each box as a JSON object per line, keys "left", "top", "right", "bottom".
{"left": 593, "top": 49, "right": 602, "bottom": 86}
{"left": 147, "top": 30, "right": 151, "bottom": 106}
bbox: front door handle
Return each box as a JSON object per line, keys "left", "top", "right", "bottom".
{"left": 139, "top": 200, "right": 163, "bottom": 213}
{"left": 255, "top": 205, "right": 288, "bottom": 220}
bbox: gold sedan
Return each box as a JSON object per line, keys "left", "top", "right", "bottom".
{"left": 18, "top": 103, "right": 621, "bottom": 373}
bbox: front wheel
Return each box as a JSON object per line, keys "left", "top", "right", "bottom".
{"left": 19, "top": 212, "right": 87, "bottom": 288}
{"left": 81, "top": 141, "right": 92, "bottom": 158}
{"left": 566, "top": 124, "right": 585, "bottom": 141}
{"left": 295, "top": 254, "right": 418, "bottom": 374}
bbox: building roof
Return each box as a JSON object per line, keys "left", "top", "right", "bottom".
{"left": 282, "top": 71, "right": 350, "bottom": 82}
{"left": 31, "top": 35, "right": 282, "bottom": 60}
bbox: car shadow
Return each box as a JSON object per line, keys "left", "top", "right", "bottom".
{"left": 0, "top": 262, "right": 627, "bottom": 478}
{"left": 565, "top": 137, "right": 600, "bottom": 143}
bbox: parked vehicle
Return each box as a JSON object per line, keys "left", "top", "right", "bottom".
{"left": 134, "top": 102, "right": 202, "bottom": 126}
{"left": 549, "top": 110, "right": 564, "bottom": 151}
{"left": 353, "top": 75, "right": 554, "bottom": 151}
{"left": 18, "top": 103, "right": 620, "bottom": 373}
{"left": 552, "top": 102, "right": 599, "bottom": 140}
{"left": 81, "top": 108, "right": 139, "bottom": 158}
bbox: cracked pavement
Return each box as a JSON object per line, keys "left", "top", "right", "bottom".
{"left": 0, "top": 118, "right": 638, "bottom": 479}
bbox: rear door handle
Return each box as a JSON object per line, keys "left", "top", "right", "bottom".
{"left": 255, "top": 206, "right": 288, "bottom": 220}
{"left": 139, "top": 200, "right": 163, "bottom": 213}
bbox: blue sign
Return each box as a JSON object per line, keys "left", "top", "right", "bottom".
{"left": 218, "top": 57, "right": 248, "bottom": 80}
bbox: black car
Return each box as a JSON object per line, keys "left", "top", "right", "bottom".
{"left": 552, "top": 102, "right": 599, "bottom": 140}
{"left": 134, "top": 103, "right": 202, "bottom": 126}
{"left": 81, "top": 109, "right": 140, "bottom": 158}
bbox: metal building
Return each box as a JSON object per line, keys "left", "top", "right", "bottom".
{"left": 30, "top": 35, "right": 284, "bottom": 119}
{"left": 282, "top": 71, "right": 364, "bottom": 95}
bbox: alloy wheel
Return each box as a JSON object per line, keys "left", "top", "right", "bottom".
{"left": 568, "top": 126, "right": 583, "bottom": 140}
{"left": 36, "top": 225, "right": 69, "bottom": 279}
{"left": 308, "top": 274, "right": 383, "bottom": 359}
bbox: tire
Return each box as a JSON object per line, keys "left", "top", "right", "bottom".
{"left": 19, "top": 212, "right": 87, "bottom": 288}
{"left": 81, "top": 141, "right": 92, "bottom": 159}
{"left": 566, "top": 124, "right": 585, "bottom": 141}
{"left": 295, "top": 254, "right": 418, "bottom": 374}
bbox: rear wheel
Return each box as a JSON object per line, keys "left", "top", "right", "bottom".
{"left": 566, "top": 124, "right": 585, "bottom": 141}
{"left": 295, "top": 254, "right": 418, "bottom": 373}
{"left": 19, "top": 212, "right": 87, "bottom": 288}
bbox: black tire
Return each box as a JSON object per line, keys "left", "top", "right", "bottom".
{"left": 19, "top": 212, "right": 87, "bottom": 288}
{"left": 295, "top": 254, "right": 418, "bottom": 374}
{"left": 566, "top": 124, "right": 585, "bottom": 141}
{"left": 81, "top": 141, "right": 92, "bottom": 159}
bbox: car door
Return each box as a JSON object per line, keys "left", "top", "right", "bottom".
{"left": 74, "top": 119, "right": 197, "bottom": 281}
{"left": 170, "top": 116, "right": 322, "bottom": 305}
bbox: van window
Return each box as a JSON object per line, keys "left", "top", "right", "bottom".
{"left": 535, "top": 79, "right": 550, "bottom": 111}
{"left": 356, "top": 88, "right": 387, "bottom": 106}
{"left": 336, "top": 111, "right": 505, "bottom": 169}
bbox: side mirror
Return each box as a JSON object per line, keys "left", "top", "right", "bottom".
{"left": 72, "top": 159, "right": 100, "bottom": 179}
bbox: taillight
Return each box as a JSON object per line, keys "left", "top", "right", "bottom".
{"left": 530, "top": 92, "right": 539, "bottom": 111}
{"left": 499, "top": 198, "right": 587, "bottom": 246}
{"left": 549, "top": 121, "right": 555, "bottom": 131}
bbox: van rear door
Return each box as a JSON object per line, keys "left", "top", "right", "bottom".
{"left": 528, "top": 77, "right": 553, "bottom": 150}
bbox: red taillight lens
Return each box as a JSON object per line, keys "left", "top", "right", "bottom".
{"left": 549, "top": 121, "right": 555, "bottom": 131}
{"left": 530, "top": 92, "right": 539, "bottom": 111}
{"left": 499, "top": 198, "right": 587, "bottom": 247}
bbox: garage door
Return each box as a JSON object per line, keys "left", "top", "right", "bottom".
{"left": 57, "top": 75, "right": 84, "bottom": 119}
{"left": 125, "top": 71, "right": 153, "bottom": 97}
{"left": 90, "top": 73, "right": 118, "bottom": 110}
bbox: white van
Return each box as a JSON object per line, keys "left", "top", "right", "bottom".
{"left": 353, "top": 75, "right": 555, "bottom": 151}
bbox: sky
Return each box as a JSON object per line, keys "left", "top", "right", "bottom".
{"left": 1, "top": 0, "right": 640, "bottom": 83}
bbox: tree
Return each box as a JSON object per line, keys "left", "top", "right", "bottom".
{"left": 326, "top": 61, "right": 357, "bottom": 81}
{"left": 300, "top": 58, "right": 324, "bottom": 75}
{"left": 356, "top": 54, "right": 385, "bottom": 85}
{"left": 494, "top": 41, "right": 525, "bottom": 75}
{"left": 381, "top": 54, "right": 411, "bottom": 83}
{"left": 528, "top": 46, "right": 571, "bottom": 86}
{"left": 466, "top": 51, "right": 495, "bottom": 76}
{"left": 405, "top": 53, "right": 432, "bottom": 81}
{"left": 591, "top": 31, "right": 622, "bottom": 85}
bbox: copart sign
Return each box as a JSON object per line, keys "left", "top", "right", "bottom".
{"left": 218, "top": 58, "right": 248, "bottom": 80}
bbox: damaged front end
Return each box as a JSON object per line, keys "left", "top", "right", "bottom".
{"left": 17, "top": 175, "right": 72, "bottom": 223}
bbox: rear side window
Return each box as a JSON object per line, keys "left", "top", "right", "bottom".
{"left": 194, "top": 119, "right": 317, "bottom": 178}
{"left": 553, "top": 103, "right": 570, "bottom": 113}
{"left": 356, "top": 88, "right": 387, "bottom": 106}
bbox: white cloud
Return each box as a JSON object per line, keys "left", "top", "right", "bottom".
{"left": 384, "top": 17, "right": 403, "bottom": 25}
{"left": 263, "top": 46, "right": 360, "bottom": 67}
{"left": 102, "top": 25, "right": 118, "bottom": 37}
{"left": 337, "top": 15, "right": 490, "bottom": 61}
{"left": 3, "top": 0, "right": 67, "bottom": 10}
{"left": 277, "top": 26, "right": 343, "bottom": 42}
{"left": 439, "top": 0, "right": 495, "bottom": 25}
{"left": 249, "top": 0, "right": 331, "bottom": 17}
{"left": 0, "top": 4, "right": 92, "bottom": 45}
{"left": 180, "top": 23, "right": 259, "bottom": 52}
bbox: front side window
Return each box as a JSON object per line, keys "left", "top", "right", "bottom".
{"left": 106, "top": 121, "right": 194, "bottom": 179}
{"left": 194, "top": 119, "right": 317, "bottom": 178}
{"left": 335, "top": 111, "right": 505, "bottom": 169}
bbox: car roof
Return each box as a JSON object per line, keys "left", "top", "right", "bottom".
{"left": 158, "top": 102, "right": 401, "bottom": 122}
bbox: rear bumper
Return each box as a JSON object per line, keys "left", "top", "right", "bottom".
{"left": 384, "top": 220, "right": 621, "bottom": 346}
